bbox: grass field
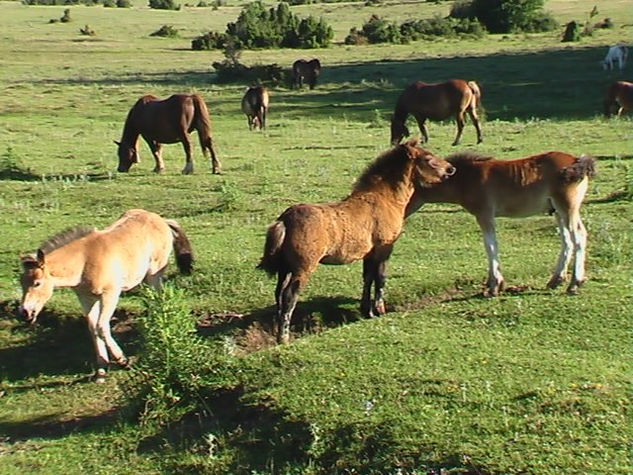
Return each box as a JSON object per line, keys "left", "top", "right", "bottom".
{"left": 0, "top": 0, "right": 631, "bottom": 473}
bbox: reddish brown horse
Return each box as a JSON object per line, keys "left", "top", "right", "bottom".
{"left": 390, "top": 79, "right": 483, "bottom": 146}
{"left": 292, "top": 58, "right": 322, "bottom": 90}
{"left": 115, "top": 94, "right": 221, "bottom": 175}
{"left": 406, "top": 151, "right": 596, "bottom": 296}
{"left": 604, "top": 81, "right": 633, "bottom": 117}
{"left": 258, "top": 139, "right": 456, "bottom": 344}
{"left": 241, "top": 85, "right": 270, "bottom": 130}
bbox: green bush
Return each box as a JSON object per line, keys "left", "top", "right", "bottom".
{"left": 116, "top": 0, "right": 131, "bottom": 7}
{"left": 150, "top": 24, "right": 179, "bottom": 37}
{"left": 148, "top": 0, "right": 180, "bottom": 10}
{"left": 127, "top": 286, "right": 236, "bottom": 427}
{"left": 193, "top": 1, "right": 332, "bottom": 50}
{"left": 103, "top": 0, "right": 115, "bottom": 7}
{"left": 469, "top": 0, "right": 552, "bottom": 33}
{"left": 561, "top": 20, "right": 580, "bottom": 42}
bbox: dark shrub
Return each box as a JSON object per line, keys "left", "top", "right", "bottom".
{"left": 361, "top": 15, "right": 402, "bottom": 44}
{"left": 60, "top": 8, "right": 71, "bottom": 22}
{"left": 79, "top": 24, "right": 95, "bottom": 35}
{"left": 150, "top": 25, "right": 179, "bottom": 37}
{"left": 103, "top": 0, "right": 115, "bottom": 6}
{"left": 594, "top": 17, "right": 614, "bottom": 29}
{"left": 449, "top": 0, "right": 473, "bottom": 19}
{"left": 191, "top": 31, "right": 228, "bottom": 50}
{"left": 470, "top": 0, "right": 549, "bottom": 33}
{"left": 149, "top": 0, "right": 180, "bottom": 10}
{"left": 344, "top": 27, "right": 369, "bottom": 45}
{"left": 116, "top": 0, "right": 131, "bottom": 6}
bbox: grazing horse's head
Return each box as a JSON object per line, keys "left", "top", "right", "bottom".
{"left": 114, "top": 140, "right": 139, "bottom": 172}
{"left": 390, "top": 117, "right": 410, "bottom": 146}
{"left": 19, "top": 250, "right": 54, "bottom": 324}
{"left": 404, "top": 139, "right": 456, "bottom": 186}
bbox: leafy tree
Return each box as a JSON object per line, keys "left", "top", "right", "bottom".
{"left": 469, "top": 0, "right": 553, "bottom": 33}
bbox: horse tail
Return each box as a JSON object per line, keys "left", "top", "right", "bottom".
{"left": 604, "top": 82, "right": 617, "bottom": 118}
{"left": 191, "top": 94, "right": 221, "bottom": 173}
{"left": 257, "top": 220, "right": 286, "bottom": 277}
{"left": 560, "top": 154, "right": 597, "bottom": 184}
{"left": 467, "top": 81, "right": 483, "bottom": 114}
{"left": 166, "top": 219, "right": 194, "bottom": 275}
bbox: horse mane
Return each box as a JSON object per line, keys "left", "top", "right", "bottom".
{"left": 39, "top": 226, "right": 95, "bottom": 255}
{"left": 354, "top": 146, "right": 410, "bottom": 192}
{"left": 445, "top": 151, "right": 494, "bottom": 165}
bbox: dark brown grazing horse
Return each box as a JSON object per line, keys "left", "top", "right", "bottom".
{"left": 258, "top": 139, "right": 456, "bottom": 344}
{"left": 390, "top": 79, "right": 483, "bottom": 146}
{"left": 406, "top": 151, "right": 596, "bottom": 297}
{"left": 241, "top": 85, "right": 270, "bottom": 130}
{"left": 292, "top": 59, "right": 322, "bottom": 90}
{"left": 115, "top": 94, "right": 221, "bottom": 175}
{"left": 604, "top": 81, "right": 633, "bottom": 117}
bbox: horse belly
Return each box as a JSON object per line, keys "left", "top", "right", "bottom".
{"left": 495, "top": 198, "right": 551, "bottom": 217}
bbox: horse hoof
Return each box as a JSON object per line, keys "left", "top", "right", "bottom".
{"left": 94, "top": 368, "right": 107, "bottom": 383}
{"left": 546, "top": 275, "right": 565, "bottom": 289}
{"left": 373, "top": 300, "right": 386, "bottom": 316}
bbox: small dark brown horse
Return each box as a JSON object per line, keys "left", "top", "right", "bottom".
{"left": 406, "top": 151, "right": 596, "bottom": 297}
{"left": 292, "top": 59, "right": 322, "bottom": 90}
{"left": 390, "top": 79, "right": 483, "bottom": 146}
{"left": 604, "top": 81, "right": 633, "bottom": 118}
{"left": 258, "top": 139, "right": 456, "bottom": 344}
{"left": 241, "top": 85, "right": 270, "bottom": 130}
{"left": 115, "top": 94, "right": 221, "bottom": 175}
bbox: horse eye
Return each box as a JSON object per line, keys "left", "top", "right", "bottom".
{"left": 33, "top": 281, "right": 41, "bottom": 288}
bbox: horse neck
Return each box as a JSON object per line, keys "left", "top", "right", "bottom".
{"left": 121, "top": 113, "right": 139, "bottom": 146}
{"left": 393, "top": 99, "right": 409, "bottom": 123}
{"left": 414, "top": 181, "right": 460, "bottom": 205}
{"left": 44, "top": 243, "right": 87, "bottom": 288}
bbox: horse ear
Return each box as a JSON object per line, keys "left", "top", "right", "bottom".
{"left": 113, "top": 140, "right": 121, "bottom": 146}
{"left": 36, "top": 249, "right": 46, "bottom": 267}
{"left": 20, "top": 253, "right": 40, "bottom": 270}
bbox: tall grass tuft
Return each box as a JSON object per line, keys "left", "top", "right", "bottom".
{"left": 125, "top": 286, "right": 236, "bottom": 428}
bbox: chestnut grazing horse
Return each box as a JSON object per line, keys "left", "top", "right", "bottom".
{"left": 292, "top": 58, "right": 322, "bottom": 89}
{"left": 258, "top": 139, "right": 456, "bottom": 344}
{"left": 604, "top": 81, "right": 633, "bottom": 118}
{"left": 406, "top": 151, "right": 596, "bottom": 296}
{"left": 241, "top": 85, "right": 270, "bottom": 130}
{"left": 390, "top": 79, "right": 483, "bottom": 146}
{"left": 115, "top": 94, "right": 221, "bottom": 175}
{"left": 19, "top": 209, "right": 194, "bottom": 382}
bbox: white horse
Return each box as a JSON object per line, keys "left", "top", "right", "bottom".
{"left": 601, "top": 45, "right": 628, "bottom": 71}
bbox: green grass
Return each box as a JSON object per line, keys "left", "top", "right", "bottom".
{"left": 1, "top": 0, "right": 632, "bottom": 473}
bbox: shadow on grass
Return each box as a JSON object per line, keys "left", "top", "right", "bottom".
{"left": 0, "top": 301, "right": 139, "bottom": 382}
{"left": 0, "top": 168, "right": 115, "bottom": 183}
{"left": 197, "top": 295, "right": 360, "bottom": 352}
{"left": 28, "top": 45, "right": 628, "bottom": 122}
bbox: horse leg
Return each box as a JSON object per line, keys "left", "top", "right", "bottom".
{"left": 476, "top": 214, "right": 504, "bottom": 297}
{"left": 96, "top": 290, "right": 128, "bottom": 369}
{"left": 277, "top": 273, "right": 305, "bottom": 344}
{"left": 413, "top": 114, "right": 429, "bottom": 143}
{"left": 361, "top": 258, "right": 376, "bottom": 317}
{"left": 452, "top": 112, "right": 466, "bottom": 146}
{"left": 78, "top": 294, "right": 110, "bottom": 383}
{"left": 373, "top": 258, "right": 390, "bottom": 316}
{"left": 145, "top": 271, "right": 164, "bottom": 291}
{"left": 145, "top": 139, "right": 165, "bottom": 173}
{"left": 274, "top": 270, "right": 292, "bottom": 336}
{"left": 547, "top": 205, "right": 573, "bottom": 289}
{"left": 180, "top": 135, "right": 194, "bottom": 175}
{"left": 567, "top": 202, "right": 588, "bottom": 294}
{"left": 203, "top": 134, "right": 221, "bottom": 174}
{"left": 467, "top": 108, "right": 483, "bottom": 144}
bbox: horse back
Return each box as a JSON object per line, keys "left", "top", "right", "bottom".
{"left": 405, "top": 80, "right": 473, "bottom": 120}
{"left": 130, "top": 94, "right": 196, "bottom": 142}
{"left": 84, "top": 209, "right": 174, "bottom": 290}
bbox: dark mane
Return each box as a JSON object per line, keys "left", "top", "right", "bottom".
{"left": 39, "top": 226, "right": 95, "bottom": 255}
{"left": 353, "top": 145, "right": 409, "bottom": 192}
{"left": 445, "top": 151, "right": 494, "bottom": 165}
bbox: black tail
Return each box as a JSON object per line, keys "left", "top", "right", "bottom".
{"left": 192, "top": 94, "right": 221, "bottom": 173}
{"left": 166, "top": 219, "right": 194, "bottom": 275}
{"left": 560, "top": 154, "right": 597, "bottom": 183}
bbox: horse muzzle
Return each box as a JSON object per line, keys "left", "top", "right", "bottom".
{"left": 444, "top": 166, "right": 457, "bottom": 178}
{"left": 19, "top": 305, "right": 39, "bottom": 324}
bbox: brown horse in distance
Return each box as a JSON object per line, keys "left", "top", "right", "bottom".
{"left": 115, "top": 94, "right": 221, "bottom": 175}
{"left": 241, "top": 85, "right": 270, "bottom": 130}
{"left": 258, "top": 139, "right": 456, "bottom": 344}
{"left": 390, "top": 79, "right": 483, "bottom": 146}
{"left": 19, "top": 209, "right": 194, "bottom": 382}
{"left": 406, "top": 151, "right": 596, "bottom": 296}
{"left": 292, "top": 58, "right": 322, "bottom": 89}
{"left": 604, "top": 81, "right": 633, "bottom": 117}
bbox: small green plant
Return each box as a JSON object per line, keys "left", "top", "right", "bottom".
{"left": 150, "top": 24, "right": 179, "bottom": 38}
{"left": 60, "top": 8, "right": 71, "bottom": 22}
{"left": 215, "top": 181, "right": 242, "bottom": 212}
{"left": 102, "top": 0, "right": 115, "bottom": 7}
{"left": 562, "top": 20, "right": 580, "bottom": 42}
{"left": 79, "top": 24, "right": 95, "bottom": 36}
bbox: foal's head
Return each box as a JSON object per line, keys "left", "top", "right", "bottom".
{"left": 19, "top": 250, "right": 54, "bottom": 324}
{"left": 404, "top": 140, "right": 456, "bottom": 187}
{"left": 114, "top": 140, "right": 139, "bottom": 172}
